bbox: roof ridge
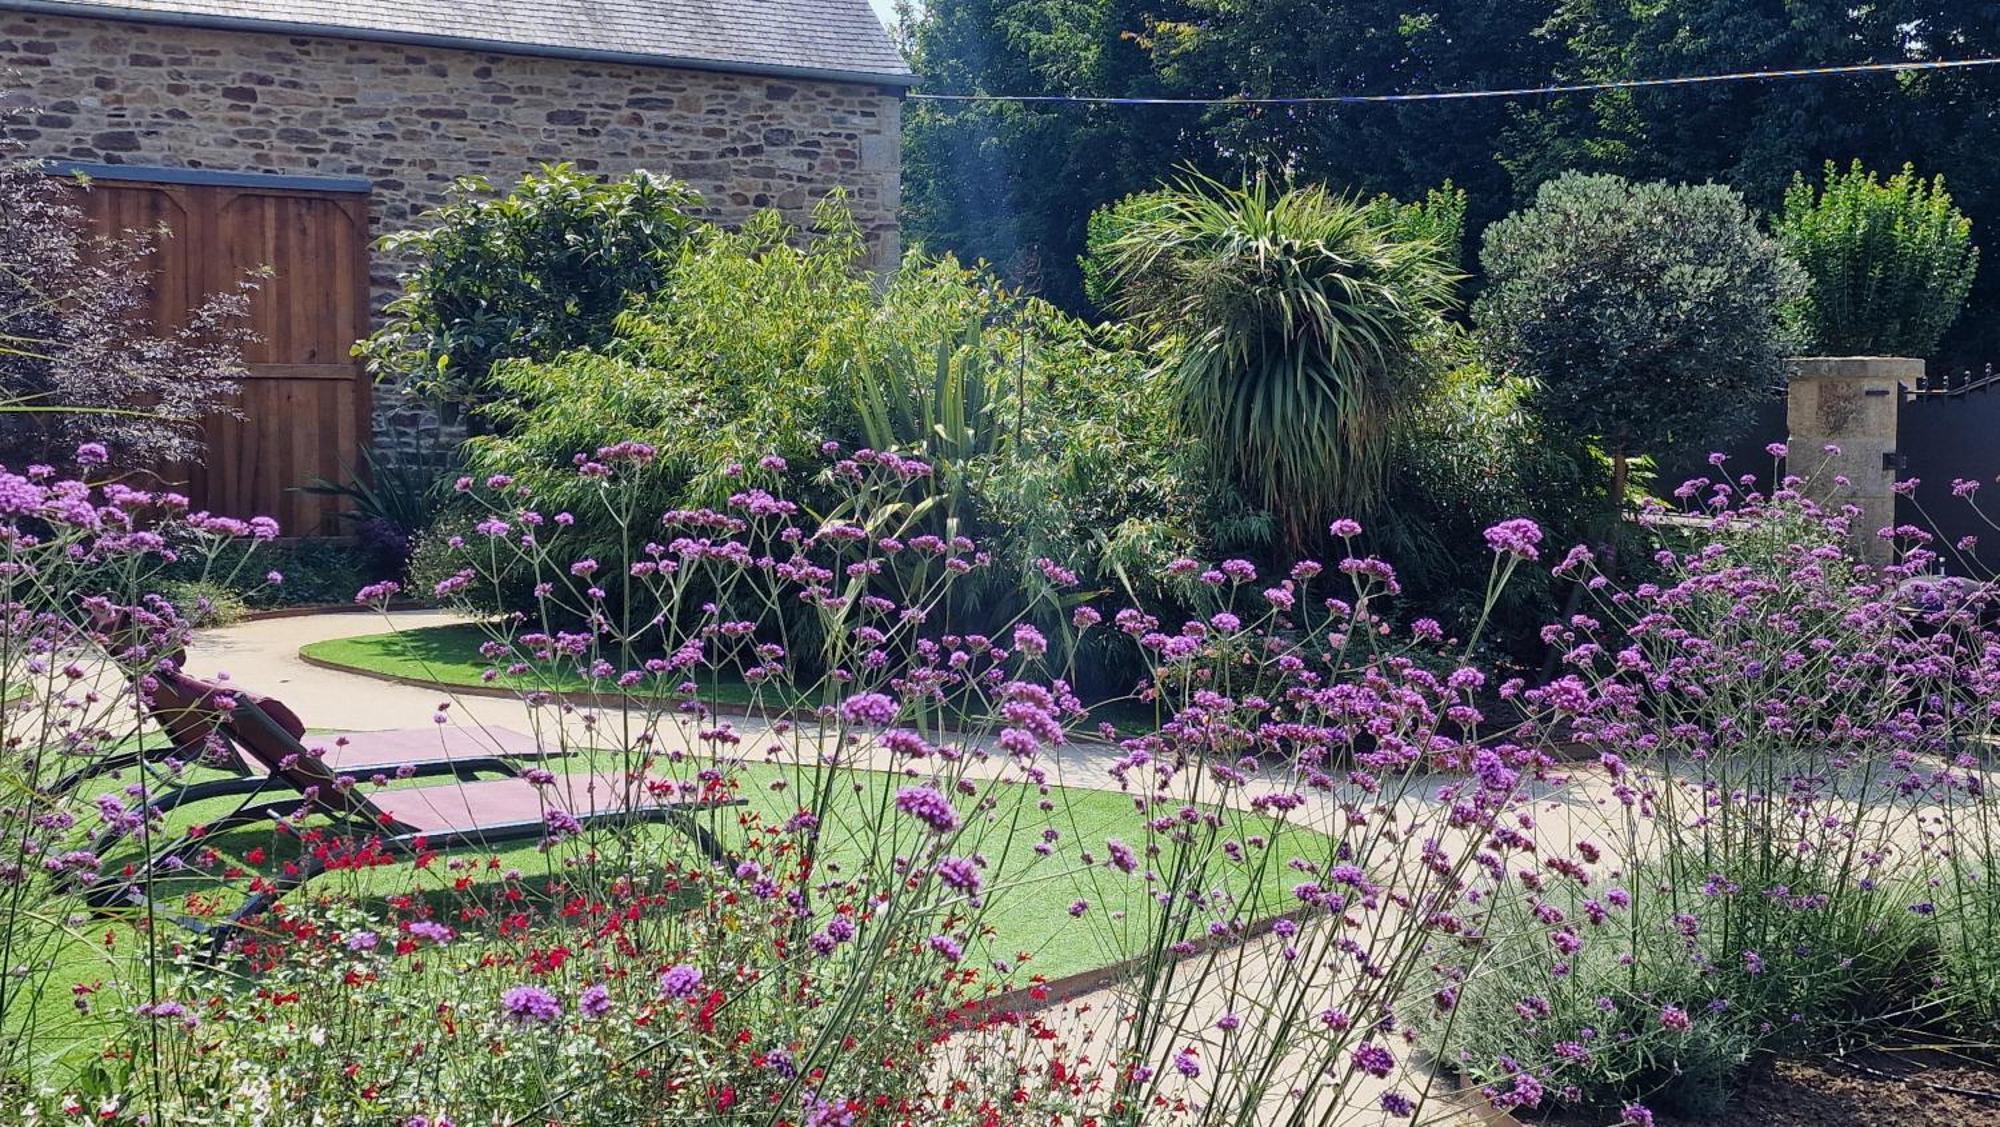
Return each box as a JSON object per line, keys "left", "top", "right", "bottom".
{"left": 1, "top": 0, "right": 917, "bottom": 86}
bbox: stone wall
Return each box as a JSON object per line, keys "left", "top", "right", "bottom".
{"left": 1785, "top": 356, "right": 1918, "bottom": 565}
{"left": 0, "top": 9, "right": 904, "bottom": 457}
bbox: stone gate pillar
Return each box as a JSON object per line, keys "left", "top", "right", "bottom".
{"left": 1785, "top": 356, "right": 1919, "bottom": 565}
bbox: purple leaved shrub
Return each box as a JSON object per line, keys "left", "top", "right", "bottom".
{"left": 0, "top": 102, "right": 252, "bottom": 470}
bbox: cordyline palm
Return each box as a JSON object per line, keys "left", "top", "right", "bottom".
{"left": 1100, "top": 174, "right": 1459, "bottom": 549}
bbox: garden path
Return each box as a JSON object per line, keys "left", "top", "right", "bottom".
{"left": 184, "top": 608, "right": 540, "bottom": 732}
{"left": 182, "top": 610, "right": 1627, "bottom": 848}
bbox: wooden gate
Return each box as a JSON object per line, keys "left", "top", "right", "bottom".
{"left": 71, "top": 172, "right": 371, "bottom": 537}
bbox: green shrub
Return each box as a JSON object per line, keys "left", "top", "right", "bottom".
{"left": 1777, "top": 160, "right": 1979, "bottom": 358}
{"left": 1078, "top": 190, "right": 1171, "bottom": 312}
{"left": 1083, "top": 182, "right": 1593, "bottom": 650}
{"left": 1937, "top": 838, "right": 2000, "bottom": 1033}
{"left": 158, "top": 579, "right": 249, "bottom": 628}
{"left": 452, "top": 200, "right": 1211, "bottom": 673}
{"left": 154, "top": 538, "right": 364, "bottom": 610}
{"left": 1437, "top": 846, "right": 1933, "bottom": 1119}
{"left": 360, "top": 163, "right": 702, "bottom": 419}
{"left": 1375, "top": 347, "right": 1601, "bottom": 643}
{"left": 299, "top": 446, "right": 460, "bottom": 576}
{"left": 1362, "top": 181, "right": 1468, "bottom": 269}
{"left": 466, "top": 200, "right": 872, "bottom": 528}
{"left": 1475, "top": 173, "right": 1805, "bottom": 515}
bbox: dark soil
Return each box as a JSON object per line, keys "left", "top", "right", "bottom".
{"left": 1650, "top": 1050, "right": 2000, "bottom": 1127}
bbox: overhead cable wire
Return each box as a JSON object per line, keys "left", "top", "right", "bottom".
{"left": 907, "top": 55, "right": 2000, "bottom": 106}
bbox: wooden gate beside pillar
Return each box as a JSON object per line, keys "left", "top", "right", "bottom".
{"left": 66, "top": 168, "right": 371, "bottom": 537}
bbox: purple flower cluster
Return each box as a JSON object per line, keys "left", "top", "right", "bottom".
{"left": 934, "top": 855, "right": 982, "bottom": 896}
{"left": 658, "top": 964, "right": 703, "bottom": 1000}
{"left": 893, "top": 786, "right": 960, "bottom": 834}
{"left": 840, "top": 692, "right": 899, "bottom": 727}
{"left": 1482, "top": 518, "right": 1543, "bottom": 560}
{"left": 500, "top": 985, "right": 561, "bottom": 1025}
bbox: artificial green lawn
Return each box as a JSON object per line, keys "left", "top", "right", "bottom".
{"left": 301, "top": 623, "right": 1163, "bottom": 730}
{"left": 304, "top": 623, "right": 786, "bottom": 711}
{"left": 18, "top": 738, "right": 1318, "bottom": 1075}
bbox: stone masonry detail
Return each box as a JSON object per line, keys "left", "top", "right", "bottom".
{"left": 0, "top": 11, "right": 903, "bottom": 457}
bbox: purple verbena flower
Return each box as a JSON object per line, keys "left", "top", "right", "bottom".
{"left": 501, "top": 985, "right": 561, "bottom": 1025}
{"left": 659, "top": 964, "right": 703, "bottom": 1000}
{"left": 1483, "top": 518, "right": 1544, "bottom": 560}
{"left": 894, "top": 786, "right": 960, "bottom": 834}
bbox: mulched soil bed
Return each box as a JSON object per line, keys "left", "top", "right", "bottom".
{"left": 1652, "top": 1049, "right": 2000, "bottom": 1126}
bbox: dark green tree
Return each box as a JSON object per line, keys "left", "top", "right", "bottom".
{"left": 1502, "top": 0, "right": 2000, "bottom": 361}
{"left": 1145, "top": 0, "right": 1555, "bottom": 256}
{"left": 359, "top": 164, "right": 702, "bottom": 423}
{"left": 909, "top": 0, "right": 2000, "bottom": 357}
{"left": 1475, "top": 173, "right": 1805, "bottom": 515}
{"left": 904, "top": 0, "right": 1552, "bottom": 312}
{"left": 903, "top": 0, "right": 1210, "bottom": 310}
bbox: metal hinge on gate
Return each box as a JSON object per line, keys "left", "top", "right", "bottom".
{"left": 1882, "top": 451, "right": 1907, "bottom": 471}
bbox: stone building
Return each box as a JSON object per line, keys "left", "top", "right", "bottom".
{"left": 0, "top": 0, "right": 911, "bottom": 532}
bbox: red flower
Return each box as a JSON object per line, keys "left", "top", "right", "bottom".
{"left": 696, "top": 989, "right": 724, "bottom": 1033}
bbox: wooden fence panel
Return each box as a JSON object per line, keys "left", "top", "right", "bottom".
{"left": 69, "top": 177, "right": 371, "bottom": 536}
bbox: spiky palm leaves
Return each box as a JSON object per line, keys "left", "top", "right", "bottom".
{"left": 1096, "top": 175, "right": 1460, "bottom": 549}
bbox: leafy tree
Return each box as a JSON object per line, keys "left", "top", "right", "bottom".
{"left": 903, "top": 0, "right": 1208, "bottom": 311}
{"left": 908, "top": 0, "right": 2000, "bottom": 358}
{"left": 905, "top": 0, "right": 1553, "bottom": 311}
{"left": 472, "top": 201, "right": 872, "bottom": 504}
{"left": 1474, "top": 172, "right": 1805, "bottom": 515}
{"left": 1145, "top": 0, "right": 1553, "bottom": 249}
{"left": 0, "top": 127, "right": 249, "bottom": 469}
{"left": 427, "top": 198, "right": 1215, "bottom": 686}
{"left": 1380, "top": 351, "right": 1600, "bottom": 643}
{"left": 1078, "top": 189, "right": 1172, "bottom": 310}
{"left": 1092, "top": 174, "right": 1462, "bottom": 548}
{"left": 1503, "top": 0, "right": 2000, "bottom": 361}
{"left": 360, "top": 164, "right": 701, "bottom": 423}
{"left": 1362, "top": 183, "right": 1470, "bottom": 268}
{"left": 1777, "top": 160, "right": 1978, "bottom": 357}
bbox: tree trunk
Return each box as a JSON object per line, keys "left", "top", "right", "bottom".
{"left": 1604, "top": 447, "right": 1629, "bottom": 578}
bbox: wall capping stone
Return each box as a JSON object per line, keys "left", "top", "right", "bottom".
{"left": 44, "top": 159, "right": 371, "bottom": 193}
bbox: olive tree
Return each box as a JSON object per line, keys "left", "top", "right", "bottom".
{"left": 1475, "top": 172, "right": 1806, "bottom": 513}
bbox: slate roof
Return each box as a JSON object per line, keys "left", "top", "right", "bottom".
{"left": 5, "top": 0, "right": 915, "bottom": 85}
